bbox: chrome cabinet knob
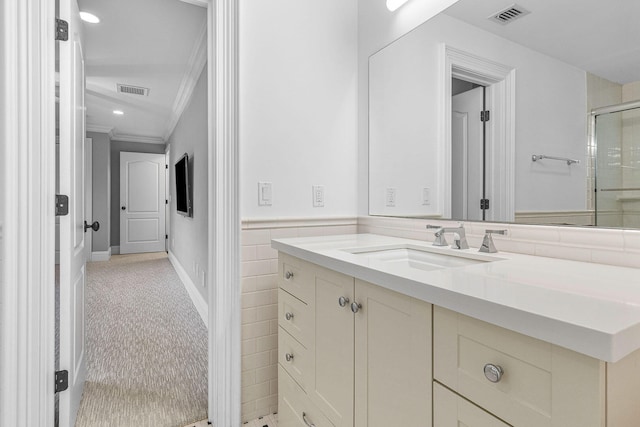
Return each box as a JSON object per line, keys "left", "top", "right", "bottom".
{"left": 285, "top": 312, "right": 294, "bottom": 321}
{"left": 351, "top": 302, "right": 362, "bottom": 314}
{"left": 285, "top": 353, "right": 294, "bottom": 362}
{"left": 285, "top": 271, "right": 294, "bottom": 280}
{"left": 484, "top": 363, "right": 504, "bottom": 383}
{"left": 302, "top": 412, "right": 316, "bottom": 427}
{"left": 338, "top": 296, "right": 350, "bottom": 307}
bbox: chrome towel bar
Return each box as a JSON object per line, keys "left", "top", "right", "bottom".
{"left": 532, "top": 154, "right": 579, "bottom": 165}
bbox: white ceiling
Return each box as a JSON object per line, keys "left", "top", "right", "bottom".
{"left": 78, "top": 0, "right": 207, "bottom": 144}
{"left": 444, "top": 0, "right": 640, "bottom": 85}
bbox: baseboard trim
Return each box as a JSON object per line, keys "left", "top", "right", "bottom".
{"left": 111, "top": 245, "right": 120, "bottom": 255}
{"left": 168, "top": 251, "right": 208, "bottom": 328}
{"left": 91, "top": 248, "right": 112, "bottom": 262}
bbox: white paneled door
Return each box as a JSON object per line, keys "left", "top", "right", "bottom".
{"left": 58, "top": 0, "right": 87, "bottom": 425}
{"left": 120, "top": 152, "right": 167, "bottom": 254}
{"left": 452, "top": 86, "right": 484, "bottom": 221}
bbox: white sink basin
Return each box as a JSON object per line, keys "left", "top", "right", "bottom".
{"left": 344, "top": 245, "right": 494, "bottom": 272}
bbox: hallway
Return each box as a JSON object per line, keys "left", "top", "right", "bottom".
{"left": 75, "top": 253, "right": 207, "bottom": 427}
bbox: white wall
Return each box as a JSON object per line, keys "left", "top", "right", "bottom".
{"left": 239, "top": 0, "right": 358, "bottom": 219}
{"left": 358, "top": 0, "right": 460, "bottom": 215}
{"left": 168, "top": 66, "right": 208, "bottom": 301}
{"left": 367, "top": 13, "right": 588, "bottom": 215}
{"left": 87, "top": 132, "right": 111, "bottom": 252}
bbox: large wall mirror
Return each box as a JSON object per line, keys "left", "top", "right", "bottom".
{"left": 369, "top": 0, "right": 640, "bottom": 229}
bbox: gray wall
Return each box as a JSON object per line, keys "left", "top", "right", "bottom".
{"left": 168, "top": 66, "right": 208, "bottom": 300}
{"left": 88, "top": 132, "right": 111, "bottom": 252}
{"left": 110, "top": 140, "right": 167, "bottom": 248}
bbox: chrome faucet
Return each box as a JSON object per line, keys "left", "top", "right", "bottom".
{"left": 479, "top": 229, "right": 507, "bottom": 253}
{"left": 426, "top": 224, "right": 469, "bottom": 249}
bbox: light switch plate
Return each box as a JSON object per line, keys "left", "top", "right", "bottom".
{"left": 312, "top": 185, "right": 325, "bottom": 207}
{"left": 258, "top": 182, "right": 272, "bottom": 206}
{"left": 386, "top": 188, "right": 396, "bottom": 207}
{"left": 422, "top": 188, "right": 431, "bottom": 205}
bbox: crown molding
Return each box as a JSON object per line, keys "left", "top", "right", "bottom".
{"left": 110, "top": 132, "right": 166, "bottom": 145}
{"left": 86, "top": 124, "right": 114, "bottom": 139}
{"left": 163, "top": 20, "right": 207, "bottom": 142}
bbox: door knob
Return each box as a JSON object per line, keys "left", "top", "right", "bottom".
{"left": 84, "top": 220, "right": 100, "bottom": 232}
{"left": 338, "top": 296, "right": 350, "bottom": 307}
{"left": 121, "top": 206, "right": 126, "bottom": 211}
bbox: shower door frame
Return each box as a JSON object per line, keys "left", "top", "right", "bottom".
{"left": 591, "top": 99, "right": 640, "bottom": 226}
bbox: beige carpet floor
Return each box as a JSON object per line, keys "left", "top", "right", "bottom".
{"left": 75, "top": 252, "right": 208, "bottom": 427}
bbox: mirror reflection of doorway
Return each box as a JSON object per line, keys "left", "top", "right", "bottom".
{"left": 451, "top": 78, "right": 487, "bottom": 221}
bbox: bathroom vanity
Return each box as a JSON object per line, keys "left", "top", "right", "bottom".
{"left": 272, "top": 234, "right": 640, "bottom": 427}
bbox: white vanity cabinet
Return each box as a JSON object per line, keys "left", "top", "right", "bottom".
{"left": 277, "top": 254, "right": 432, "bottom": 427}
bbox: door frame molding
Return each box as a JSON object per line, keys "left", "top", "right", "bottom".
{"left": 209, "top": 0, "right": 241, "bottom": 425}
{"left": 1, "top": 0, "right": 241, "bottom": 426}
{"left": 440, "top": 44, "right": 516, "bottom": 222}
{"left": 0, "top": 0, "right": 57, "bottom": 425}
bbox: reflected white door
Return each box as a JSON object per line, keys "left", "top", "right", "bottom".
{"left": 58, "top": 0, "right": 87, "bottom": 425}
{"left": 452, "top": 86, "right": 484, "bottom": 221}
{"left": 120, "top": 152, "right": 166, "bottom": 254}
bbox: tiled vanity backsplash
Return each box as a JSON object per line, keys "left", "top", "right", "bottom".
{"left": 358, "top": 216, "right": 640, "bottom": 269}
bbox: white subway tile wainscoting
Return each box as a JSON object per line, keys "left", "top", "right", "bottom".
{"left": 241, "top": 217, "right": 357, "bottom": 422}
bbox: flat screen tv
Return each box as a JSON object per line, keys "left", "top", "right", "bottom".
{"left": 175, "top": 153, "right": 192, "bottom": 217}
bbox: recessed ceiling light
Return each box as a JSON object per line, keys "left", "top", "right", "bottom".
{"left": 386, "top": 0, "right": 410, "bottom": 11}
{"left": 80, "top": 11, "right": 100, "bottom": 24}
{"left": 113, "top": 110, "right": 124, "bottom": 115}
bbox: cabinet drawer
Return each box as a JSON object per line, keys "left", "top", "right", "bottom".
{"left": 434, "top": 382, "right": 510, "bottom": 427}
{"left": 279, "top": 254, "right": 314, "bottom": 304}
{"left": 279, "top": 289, "right": 312, "bottom": 349}
{"left": 433, "top": 306, "right": 604, "bottom": 427}
{"left": 279, "top": 365, "right": 335, "bottom": 427}
{"left": 279, "top": 326, "right": 312, "bottom": 391}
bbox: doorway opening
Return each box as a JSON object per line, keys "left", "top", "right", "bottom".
{"left": 442, "top": 45, "right": 516, "bottom": 222}
{"left": 55, "top": 0, "right": 210, "bottom": 425}
{"left": 451, "top": 78, "right": 487, "bottom": 221}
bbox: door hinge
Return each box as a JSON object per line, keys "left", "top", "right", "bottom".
{"left": 480, "top": 199, "right": 490, "bottom": 210}
{"left": 165, "top": 164, "right": 168, "bottom": 169}
{"left": 55, "top": 195, "right": 69, "bottom": 216}
{"left": 165, "top": 199, "right": 168, "bottom": 205}
{"left": 480, "top": 110, "right": 490, "bottom": 122}
{"left": 165, "top": 234, "right": 168, "bottom": 240}
{"left": 55, "top": 370, "right": 69, "bottom": 393}
{"left": 55, "top": 19, "right": 69, "bottom": 41}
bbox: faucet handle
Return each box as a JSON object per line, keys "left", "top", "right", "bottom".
{"left": 426, "top": 225, "right": 448, "bottom": 246}
{"left": 426, "top": 224, "right": 441, "bottom": 229}
{"left": 479, "top": 229, "right": 507, "bottom": 253}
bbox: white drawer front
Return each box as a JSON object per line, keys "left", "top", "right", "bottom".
{"left": 279, "top": 288, "right": 312, "bottom": 349}
{"left": 280, "top": 254, "right": 314, "bottom": 304}
{"left": 433, "top": 306, "right": 605, "bottom": 427}
{"left": 278, "top": 365, "right": 335, "bottom": 427}
{"left": 433, "top": 382, "right": 510, "bottom": 427}
{"left": 279, "top": 326, "right": 311, "bottom": 392}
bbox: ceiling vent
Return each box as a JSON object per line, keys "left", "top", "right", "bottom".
{"left": 116, "top": 83, "right": 150, "bottom": 96}
{"left": 489, "top": 4, "right": 531, "bottom": 25}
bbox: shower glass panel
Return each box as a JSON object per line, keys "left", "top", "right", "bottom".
{"left": 595, "top": 104, "right": 640, "bottom": 228}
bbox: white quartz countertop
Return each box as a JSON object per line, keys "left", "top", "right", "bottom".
{"left": 272, "top": 233, "right": 640, "bottom": 363}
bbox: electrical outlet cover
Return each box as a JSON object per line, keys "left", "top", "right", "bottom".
{"left": 312, "top": 185, "right": 325, "bottom": 207}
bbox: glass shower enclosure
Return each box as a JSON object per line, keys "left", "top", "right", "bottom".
{"left": 594, "top": 100, "right": 640, "bottom": 228}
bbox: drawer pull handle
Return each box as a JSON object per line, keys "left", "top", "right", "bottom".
{"left": 285, "top": 271, "right": 294, "bottom": 280}
{"left": 338, "top": 296, "right": 350, "bottom": 307}
{"left": 484, "top": 363, "right": 504, "bottom": 383}
{"left": 285, "top": 312, "right": 294, "bottom": 321}
{"left": 302, "top": 412, "right": 316, "bottom": 427}
{"left": 351, "top": 302, "right": 362, "bottom": 314}
{"left": 285, "top": 353, "right": 294, "bottom": 362}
